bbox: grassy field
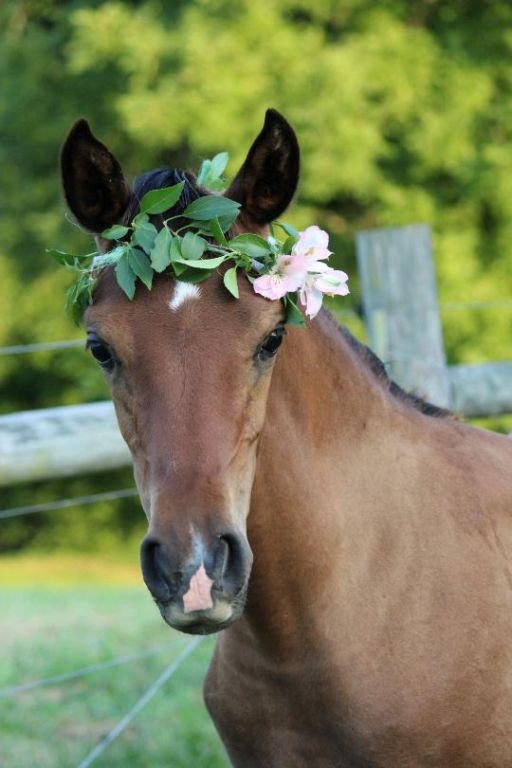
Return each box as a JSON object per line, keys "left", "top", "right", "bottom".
{"left": 0, "top": 556, "right": 230, "bottom": 768}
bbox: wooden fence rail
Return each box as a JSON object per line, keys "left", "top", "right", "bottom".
{"left": 1, "top": 224, "right": 510, "bottom": 487}
{"left": 0, "top": 403, "right": 129, "bottom": 486}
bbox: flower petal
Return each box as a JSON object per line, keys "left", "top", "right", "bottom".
{"left": 292, "top": 225, "right": 331, "bottom": 266}
{"left": 314, "top": 269, "right": 350, "bottom": 296}
{"left": 297, "top": 225, "right": 330, "bottom": 251}
{"left": 304, "top": 285, "right": 324, "bottom": 318}
{"left": 299, "top": 277, "right": 325, "bottom": 318}
{"left": 253, "top": 273, "right": 292, "bottom": 300}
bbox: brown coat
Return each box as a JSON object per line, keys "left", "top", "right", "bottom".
{"left": 60, "top": 109, "right": 512, "bottom": 767}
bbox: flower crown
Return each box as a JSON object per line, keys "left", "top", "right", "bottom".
{"left": 50, "top": 153, "right": 349, "bottom": 325}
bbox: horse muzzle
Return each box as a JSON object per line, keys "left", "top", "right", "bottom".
{"left": 140, "top": 528, "right": 253, "bottom": 635}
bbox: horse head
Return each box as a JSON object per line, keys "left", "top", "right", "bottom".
{"left": 60, "top": 110, "right": 299, "bottom": 635}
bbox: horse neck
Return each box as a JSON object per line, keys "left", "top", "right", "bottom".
{"left": 245, "top": 310, "right": 404, "bottom": 654}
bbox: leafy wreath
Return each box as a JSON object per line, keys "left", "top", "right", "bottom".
{"left": 49, "top": 153, "right": 349, "bottom": 325}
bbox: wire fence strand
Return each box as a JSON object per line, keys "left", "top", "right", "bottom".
{"left": 77, "top": 637, "right": 203, "bottom": 768}
{"left": 0, "top": 297, "right": 510, "bottom": 357}
{"left": 0, "top": 340, "right": 83, "bottom": 356}
{"left": 0, "top": 641, "right": 179, "bottom": 700}
{"left": 440, "top": 298, "right": 512, "bottom": 311}
{"left": 0, "top": 488, "right": 138, "bottom": 520}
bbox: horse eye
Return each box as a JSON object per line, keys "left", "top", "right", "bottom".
{"left": 257, "top": 326, "right": 286, "bottom": 362}
{"left": 86, "top": 335, "right": 115, "bottom": 371}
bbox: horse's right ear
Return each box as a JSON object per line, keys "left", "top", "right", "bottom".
{"left": 60, "top": 119, "right": 131, "bottom": 234}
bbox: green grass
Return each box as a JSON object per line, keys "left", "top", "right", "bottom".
{"left": 0, "top": 583, "right": 230, "bottom": 768}
{"left": 0, "top": 552, "right": 142, "bottom": 586}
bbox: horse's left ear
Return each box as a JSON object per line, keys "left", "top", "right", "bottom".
{"left": 225, "top": 109, "right": 299, "bottom": 227}
{"left": 60, "top": 119, "right": 132, "bottom": 233}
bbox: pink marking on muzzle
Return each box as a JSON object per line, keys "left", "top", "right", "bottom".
{"left": 183, "top": 562, "right": 214, "bottom": 613}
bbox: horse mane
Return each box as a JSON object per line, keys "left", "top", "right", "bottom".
{"left": 338, "top": 319, "right": 451, "bottom": 418}
{"left": 320, "top": 310, "right": 450, "bottom": 418}
{"left": 123, "top": 168, "right": 450, "bottom": 420}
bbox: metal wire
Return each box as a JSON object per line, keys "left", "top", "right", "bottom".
{"left": 0, "top": 488, "right": 138, "bottom": 520}
{"left": 77, "top": 637, "right": 203, "bottom": 768}
{"left": 0, "top": 299, "right": 509, "bottom": 357}
{"left": 440, "top": 299, "right": 512, "bottom": 311}
{"left": 0, "top": 340, "right": 83, "bottom": 356}
{"left": 0, "top": 641, "right": 178, "bottom": 699}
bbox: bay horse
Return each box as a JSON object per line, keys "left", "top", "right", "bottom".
{"left": 61, "top": 110, "right": 512, "bottom": 767}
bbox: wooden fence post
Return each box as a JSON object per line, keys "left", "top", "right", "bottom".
{"left": 356, "top": 224, "right": 451, "bottom": 408}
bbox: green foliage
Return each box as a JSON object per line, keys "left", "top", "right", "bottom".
{"left": 2, "top": 0, "right": 512, "bottom": 552}
{"left": 57, "top": 180, "right": 311, "bottom": 318}
{"left": 182, "top": 194, "right": 241, "bottom": 221}
{"left": 114, "top": 252, "right": 137, "bottom": 299}
{"left": 197, "top": 151, "right": 229, "bottom": 190}
{"left": 223, "top": 266, "right": 239, "bottom": 298}
{"left": 139, "top": 181, "right": 185, "bottom": 214}
{"left": 284, "top": 293, "right": 306, "bottom": 327}
{"left": 61, "top": 0, "right": 512, "bottom": 365}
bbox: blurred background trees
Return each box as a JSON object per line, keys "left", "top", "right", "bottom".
{"left": 2, "top": 0, "right": 511, "bottom": 550}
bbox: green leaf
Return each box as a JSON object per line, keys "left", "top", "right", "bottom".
{"left": 92, "top": 245, "right": 128, "bottom": 270}
{"left": 150, "top": 227, "right": 173, "bottom": 272}
{"left": 132, "top": 221, "right": 157, "bottom": 253}
{"left": 139, "top": 182, "right": 185, "bottom": 215}
{"left": 133, "top": 212, "right": 149, "bottom": 226}
{"left": 210, "top": 217, "right": 228, "bottom": 246}
{"left": 223, "top": 266, "right": 239, "bottom": 298}
{"left": 172, "top": 260, "right": 187, "bottom": 277}
{"left": 47, "top": 248, "right": 91, "bottom": 267}
{"left": 128, "top": 247, "right": 153, "bottom": 290}
{"left": 197, "top": 153, "right": 229, "bottom": 190}
{"left": 177, "top": 267, "right": 215, "bottom": 284}
{"left": 284, "top": 294, "right": 305, "bottom": 327}
{"left": 66, "top": 273, "right": 94, "bottom": 325}
{"left": 115, "top": 253, "right": 137, "bottom": 299}
{"left": 169, "top": 236, "right": 182, "bottom": 262}
{"left": 186, "top": 211, "right": 238, "bottom": 236}
{"left": 174, "top": 255, "right": 227, "bottom": 270}
{"left": 282, "top": 234, "right": 298, "bottom": 253}
{"left": 277, "top": 221, "right": 299, "bottom": 238}
{"left": 218, "top": 210, "right": 240, "bottom": 232}
{"left": 101, "top": 224, "right": 130, "bottom": 240}
{"left": 180, "top": 231, "right": 207, "bottom": 261}
{"left": 74, "top": 283, "right": 92, "bottom": 324}
{"left": 230, "top": 234, "right": 272, "bottom": 260}
{"left": 196, "top": 158, "right": 211, "bottom": 187}
{"left": 182, "top": 195, "right": 240, "bottom": 221}
{"left": 210, "top": 151, "right": 229, "bottom": 179}
{"left": 66, "top": 281, "right": 79, "bottom": 322}
{"left": 169, "top": 237, "right": 185, "bottom": 274}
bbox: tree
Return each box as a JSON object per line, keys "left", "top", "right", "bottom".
{"left": 2, "top": 0, "right": 511, "bottom": 548}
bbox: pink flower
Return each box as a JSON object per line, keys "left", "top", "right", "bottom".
{"left": 314, "top": 269, "right": 350, "bottom": 297}
{"left": 253, "top": 249, "right": 309, "bottom": 299}
{"left": 253, "top": 273, "right": 298, "bottom": 300}
{"left": 251, "top": 225, "right": 349, "bottom": 319}
{"left": 299, "top": 268, "right": 350, "bottom": 319}
{"left": 299, "top": 277, "right": 324, "bottom": 318}
{"left": 292, "top": 225, "right": 332, "bottom": 271}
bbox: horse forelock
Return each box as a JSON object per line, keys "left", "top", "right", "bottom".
{"left": 121, "top": 167, "right": 204, "bottom": 225}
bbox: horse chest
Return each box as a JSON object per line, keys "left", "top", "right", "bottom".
{"left": 204, "top": 625, "right": 512, "bottom": 768}
{"left": 204, "top": 637, "right": 375, "bottom": 768}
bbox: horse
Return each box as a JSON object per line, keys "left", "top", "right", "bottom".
{"left": 60, "top": 110, "right": 512, "bottom": 767}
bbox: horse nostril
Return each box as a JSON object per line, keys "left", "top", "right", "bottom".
{"left": 140, "top": 536, "right": 173, "bottom": 603}
{"left": 217, "top": 530, "right": 251, "bottom": 596}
